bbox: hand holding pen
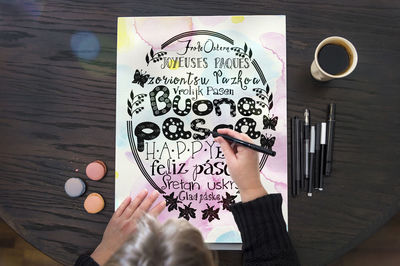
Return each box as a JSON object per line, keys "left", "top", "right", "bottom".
{"left": 214, "top": 128, "right": 268, "bottom": 203}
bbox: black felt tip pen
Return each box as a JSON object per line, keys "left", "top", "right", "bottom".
{"left": 212, "top": 131, "right": 276, "bottom": 156}
{"left": 319, "top": 122, "right": 327, "bottom": 191}
{"left": 314, "top": 123, "right": 321, "bottom": 190}
{"left": 325, "top": 103, "right": 336, "bottom": 176}
{"left": 308, "top": 125, "right": 315, "bottom": 197}
{"left": 299, "top": 119, "right": 305, "bottom": 190}
{"left": 295, "top": 118, "right": 301, "bottom": 195}
{"left": 304, "top": 109, "right": 310, "bottom": 184}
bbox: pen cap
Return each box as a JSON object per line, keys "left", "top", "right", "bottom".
{"left": 329, "top": 103, "right": 336, "bottom": 120}
{"left": 304, "top": 110, "right": 310, "bottom": 139}
{"left": 310, "top": 126, "right": 315, "bottom": 153}
{"left": 321, "top": 122, "right": 327, "bottom": 144}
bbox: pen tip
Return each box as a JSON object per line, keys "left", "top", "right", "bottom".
{"left": 304, "top": 109, "right": 310, "bottom": 124}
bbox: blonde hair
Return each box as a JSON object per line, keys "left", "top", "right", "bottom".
{"left": 106, "top": 215, "right": 216, "bottom": 266}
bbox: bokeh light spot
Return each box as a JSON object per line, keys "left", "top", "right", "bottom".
{"left": 70, "top": 31, "right": 100, "bottom": 60}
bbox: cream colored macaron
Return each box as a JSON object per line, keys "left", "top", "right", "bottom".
{"left": 84, "top": 193, "right": 105, "bottom": 214}
{"left": 64, "top": 177, "right": 86, "bottom": 197}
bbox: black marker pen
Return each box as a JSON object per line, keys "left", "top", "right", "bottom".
{"left": 325, "top": 103, "right": 336, "bottom": 176}
{"left": 295, "top": 118, "right": 301, "bottom": 195}
{"left": 304, "top": 109, "right": 310, "bottom": 189}
{"left": 212, "top": 131, "right": 276, "bottom": 156}
{"left": 319, "top": 122, "right": 327, "bottom": 191}
{"left": 314, "top": 123, "right": 321, "bottom": 189}
{"left": 308, "top": 125, "right": 315, "bottom": 197}
{"left": 299, "top": 120, "right": 304, "bottom": 190}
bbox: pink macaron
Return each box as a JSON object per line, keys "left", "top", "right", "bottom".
{"left": 86, "top": 160, "right": 107, "bottom": 181}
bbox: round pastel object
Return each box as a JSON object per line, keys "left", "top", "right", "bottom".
{"left": 84, "top": 193, "right": 105, "bottom": 214}
{"left": 86, "top": 160, "right": 107, "bottom": 181}
{"left": 64, "top": 178, "right": 86, "bottom": 197}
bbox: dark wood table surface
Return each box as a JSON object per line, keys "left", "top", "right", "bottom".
{"left": 1, "top": 0, "right": 399, "bottom": 265}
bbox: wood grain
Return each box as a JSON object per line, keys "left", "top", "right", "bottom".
{"left": 0, "top": 0, "right": 399, "bottom": 265}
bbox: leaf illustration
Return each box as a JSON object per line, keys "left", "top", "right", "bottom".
{"left": 133, "top": 107, "right": 144, "bottom": 114}
{"left": 133, "top": 93, "right": 146, "bottom": 100}
{"left": 150, "top": 48, "right": 154, "bottom": 58}
{"left": 127, "top": 99, "right": 132, "bottom": 108}
{"left": 145, "top": 54, "right": 150, "bottom": 64}
{"left": 201, "top": 204, "right": 220, "bottom": 222}
{"left": 257, "top": 101, "right": 266, "bottom": 108}
{"left": 133, "top": 98, "right": 144, "bottom": 106}
{"left": 249, "top": 49, "right": 252, "bottom": 58}
{"left": 269, "top": 101, "right": 274, "bottom": 110}
{"left": 127, "top": 107, "right": 132, "bottom": 117}
{"left": 244, "top": 43, "right": 248, "bottom": 53}
{"left": 218, "top": 192, "right": 237, "bottom": 211}
{"left": 268, "top": 93, "right": 273, "bottom": 103}
{"left": 266, "top": 85, "right": 270, "bottom": 94}
{"left": 164, "top": 192, "right": 182, "bottom": 211}
{"left": 130, "top": 90, "right": 134, "bottom": 100}
{"left": 178, "top": 202, "right": 196, "bottom": 220}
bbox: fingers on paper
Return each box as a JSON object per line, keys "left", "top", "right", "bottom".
{"left": 149, "top": 200, "right": 166, "bottom": 217}
{"left": 215, "top": 136, "right": 236, "bottom": 164}
{"left": 217, "top": 128, "right": 254, "bottom": 143}
{"left": 136, "top": 190, "right": 160, "bottom": 214}
{"left": 115, "top": 196, "right": 131, "bottom": 217}
{"left": 123, "top": 189, "right": 148, "bottom": 218}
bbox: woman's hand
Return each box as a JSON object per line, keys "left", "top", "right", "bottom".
{"left": 90, "top": 189, "right": 166, "bottom": 265}
{"left": 214, "top": 128, "right": 267, "bottom": 202}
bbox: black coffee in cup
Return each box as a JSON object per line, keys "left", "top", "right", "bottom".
{"left": 311, "top": 36, "right": 358, "bottom": 81}
{"left": 317, "top": 44, "right": 349, "bottom": 75}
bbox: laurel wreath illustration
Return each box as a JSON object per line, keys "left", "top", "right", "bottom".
{"left": 127, "top": 90, "right": 147, "bottom": 117}
{"left": 145, "top": 48, "right": 167, "bottom": 65}
{"left": 230, "top": 42, "right": 253, "bottom": 59}
{"left": 253, "top": 85, "right": 274, "bottom": 111}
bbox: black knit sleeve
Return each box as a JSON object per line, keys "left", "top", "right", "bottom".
{"left": 74, "top": 254, "right": 99, "bottom": 266}
{"left": 230, "top": 193, "right": 300, "bottom": 266}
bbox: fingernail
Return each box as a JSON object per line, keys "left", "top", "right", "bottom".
{"left": 161, "top": 200, "right": 166, "bottom": 206}
{"left": 152, "top": 190, "right": 159, "bottom": 197}
{"left": 140, "top": 189, "right": 148, "bottom": 196}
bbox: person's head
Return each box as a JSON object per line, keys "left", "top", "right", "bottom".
{"left": 106, "top": 214, "right": 216, "bottom": 266}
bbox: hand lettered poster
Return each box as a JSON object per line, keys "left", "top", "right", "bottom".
{"left": 116, "top": 15, "right": 287, "bottom": 244}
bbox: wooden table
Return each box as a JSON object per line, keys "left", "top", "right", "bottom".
{"left": 1, "top": 1, "right": 399, "bottom": 265}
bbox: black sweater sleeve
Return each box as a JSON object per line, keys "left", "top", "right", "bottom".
{"left": 75, "top": 253, "right": 99, "bottom": 266}
{"left": 230, "top": 193, "right": 300, "bottom": 266}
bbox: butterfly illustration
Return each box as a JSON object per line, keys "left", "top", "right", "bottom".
{"left": 178, "top": 202, "right": 196, "bottom": 221}
{"left": 132, "top": 69, "right": 150, "bottom": 87}
{"left": 260, "top": 135, "right": 276, "bottom": 150}
{"left": 164, "top": 192, "right": 182, "bottom": 212}
{"left": 263, "top": 115, "right": 278, "bottom": 130}
{"left": 201, "top": 204, "right": 220, "bottom": 222}
{"left": 218, "top": 192, "right": 237, "bottom": 211}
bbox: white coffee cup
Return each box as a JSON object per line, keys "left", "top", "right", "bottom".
{"left": 310, "top": 36, "right": 358, "bottom": 81}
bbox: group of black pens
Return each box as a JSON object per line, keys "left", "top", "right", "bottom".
{"left": 291, "top": 103, "right": 336, "bottom": 197}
